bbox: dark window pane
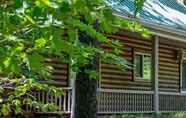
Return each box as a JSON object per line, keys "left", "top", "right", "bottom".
{"left": 134, "top": 54, "right": 143, "bottom": 78}
{"left": 182, "top": 61, "right": 186, "bottom": 91}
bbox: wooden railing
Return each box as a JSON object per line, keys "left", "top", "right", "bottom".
{"left": 97, "top": 89, "right": 154, "bottom": 113}
{"left": 97, "top": 89, "right": 186, "bottom": 114}
{"left": 25, "top": 88, "right": 186, "bottom": 114}
{"left": 26, "top": 87, "right": 72, "bottom": 114}
{"left": 159, "top": 92, "right": 186, "bottom": 112}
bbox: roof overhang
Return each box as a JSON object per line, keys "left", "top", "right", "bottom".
{"left": 114, "top": 12, "right": 186, "bottom": 43}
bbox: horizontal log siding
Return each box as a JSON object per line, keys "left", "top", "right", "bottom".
{"left": 159, "top": 40, "right": 180, "bottom": 93}
{"left": 45, "top": 59, "right": 69, "bottom": 87}
{"left": 101, "top": 34, "right": 180, "bottom": 92}
{"left": 101, "top": 34, "right": 152, "bottom": 91}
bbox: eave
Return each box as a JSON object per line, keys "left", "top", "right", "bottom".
{"left": 114, "top": 12, "right": 186, "bottom": 43}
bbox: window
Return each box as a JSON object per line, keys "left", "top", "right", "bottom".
{"left": 134, "top": 53, "right": 151, "bottom": 80}
{"left": 182, "top": 60, "right": 186, "bottom": 92}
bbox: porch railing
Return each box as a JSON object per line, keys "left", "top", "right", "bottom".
{"left": 159, "top": 92, "right": 186, "bottom": 112}
{"left": 26, "top": 87, "right": 72, "bottom": 114}
{"left": 97, "top": 89, "right": 186, "bottom": 114}
{"left": 97, "top": 89, "right": 154, "bottom": 113}
{"left": 26, "top": 88, "right": 186, "bottom": 114}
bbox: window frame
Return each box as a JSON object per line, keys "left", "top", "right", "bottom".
{"left": 134, "top": 52, "right": 152, "bottom": 81}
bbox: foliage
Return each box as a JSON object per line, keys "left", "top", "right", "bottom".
{"left": 0, "top": 0, "right": 148, "bottom": 117}
{"left": 134, "top": 0, "right": 146, "bottom": 16}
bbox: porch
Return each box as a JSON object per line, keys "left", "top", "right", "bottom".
{"left": 31, "top": 88, "right": 186, "bottom": 115}
{"left": 29, "top": 36, "right": 186, "bottom": 116}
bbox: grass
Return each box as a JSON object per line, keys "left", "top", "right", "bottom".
{"left": 113, "top": 113, "right": 186, "bottom": 118}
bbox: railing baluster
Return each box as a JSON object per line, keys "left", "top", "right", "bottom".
{"left": 34, "top": 91, "right": 37, "bottom": 112}
{"left": 54, "top": 93, "right": 58, "bottom": 111}
{"left": 63, "top": 90, "right": 67, "bottom": 112}
{"left": 67, "top": 89, "right": 71, "bottom": 112}
{"left": 59, "top": 94, "right": 62, "bottom": 111}
{"left": 38, "top": 91, "right": 41, "bottom": 112}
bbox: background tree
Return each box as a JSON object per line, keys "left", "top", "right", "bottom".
{"left": 0, "top": 0, "right": 147, "bottom": 117}
{"left": 184, "top": 0, "right": 186, "bottom": 5}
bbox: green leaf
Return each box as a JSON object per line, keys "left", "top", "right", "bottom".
{"left": 14, "top": 0, "right": 23, "bottom": 9}
{"left": 40, "top": 0, "right": 52, "bottom": 7}
{"left": 9, "top": 14, "right": 22, "bottom": 25}
{"left": 134, "top": 0, "right": 146, "bottom": 16}
{"left": 33, "top": 6, "right": 44, "bottom": 18}
{"left": 35, "top": 38, "right": 47, "bottom": 48}
{"left": 87, "top": 70, "right": 97, "bottom": 80}
{"left": 3, "top": 57, "right": 11, "bottom": 68}
{"left": 52, "top": 37, "right": 67, "bottom": 53}
{"left": 8, "top": 95, "right": 14, "bottom": 102}
{"left": 103, "top": 8, "right": 113, "bottom": 21}
{"left": 24, "top": 14, "right": 36, "bottom": 25}
{"left": 69, "top": 19, "right": 109, "bottom": 43}
{"left": 60, "top": 1, "right": 70, "bottom": 14}
{"left": 28, "top": 54, "right": 44, "bottom": 69}
{"left": 68, "top": 30, "right": 77, "bottom": 42}
{"left": 15, "top": 106, "right": 22, "bottom": 114}
{"left": 11, "top": 62, "right": 21, "bottom": 74}
{"left": 15, "top": 43, "right": 24, "bottom": 51}
{"left": 12, "top": 99, "right": 21, "bottom": 106}
{"left": 1, "top": 104, "right": 11, "bottom": 116}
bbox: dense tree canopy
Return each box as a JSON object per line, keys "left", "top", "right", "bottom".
{"left": 0, "top": 0, "right": 148, "bottom": 117}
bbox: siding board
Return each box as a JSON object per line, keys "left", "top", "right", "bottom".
{"left": 45, "top": 59, "right": 69, "bottom": 87}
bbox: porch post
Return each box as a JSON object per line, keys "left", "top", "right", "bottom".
{"left": 70, "top": 68, "right": 76, "bottom": 118}
{"left": 152, "top": 36, "right": 159, "bottom": 114}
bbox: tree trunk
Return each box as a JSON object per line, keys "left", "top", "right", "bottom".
{"left": 75, "top": 73, "right": 98, "bottom": 118}
{"left": 74, "top": 27, "right": 99, "bottom": 118}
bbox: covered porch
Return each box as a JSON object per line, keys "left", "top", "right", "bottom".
{"left": 28, "top": 33, "right": 186, "bottom": 116}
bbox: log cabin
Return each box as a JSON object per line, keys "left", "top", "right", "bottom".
{"left": 30, "top": 0, "right": 186, "bottom": 117}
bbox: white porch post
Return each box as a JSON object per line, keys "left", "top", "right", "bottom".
{"left": 70, "top": 63, "right": 76, "bottom": 118}
{"left": 152, "top": 36, "right": 159, "bottom": 114}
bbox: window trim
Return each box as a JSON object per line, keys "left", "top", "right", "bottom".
{"left": 134, "top": 52, "right": 152, "bottom": 81}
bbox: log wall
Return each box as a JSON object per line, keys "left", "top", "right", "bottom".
{"left": 45, "top": 59, "right": 69, "bottom": 87}
{"left": 159, "top": 40, "right": 180, "bottom": 92}
{"left": 100, "top": 32, "right": 181, "bottom": 93}
{"left": 44, "top": 32, "right": 182, "bottom": 92}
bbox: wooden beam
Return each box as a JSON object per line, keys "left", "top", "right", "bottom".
{"left": 152, "top": 36, "right": 160, "bottom": 114}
